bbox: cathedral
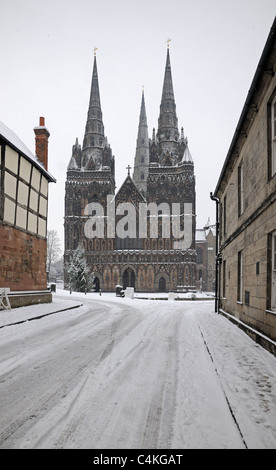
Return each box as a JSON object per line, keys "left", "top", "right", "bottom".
{"left": 64, "top": 47, "right": 196, "bottom": 292}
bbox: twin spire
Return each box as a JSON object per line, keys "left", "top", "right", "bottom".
{"left": 68, "top": 45, "right": 192, "bottom": 174}
{"left": 81, "top": 54, "right": 106, "bottom": 169}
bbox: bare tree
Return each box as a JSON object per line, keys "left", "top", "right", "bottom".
{"left": 47, "top": 230, "right": 61, "bottom": 280}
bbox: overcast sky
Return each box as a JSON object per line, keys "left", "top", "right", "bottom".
{"left": 1, "top": 0, "right": 275, "bottom": 251}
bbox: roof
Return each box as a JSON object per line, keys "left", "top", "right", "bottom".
{"left": 115, "top": 174, "right": 146, "bottom": 205}
{"left": 214, "top": 16, "right": 276, "bottom": 197}
{"left": 196, "top": 229, "right": 207, "bottom": 242}
{"left": 0, "top": 120, "right": 56, "bottom": 182}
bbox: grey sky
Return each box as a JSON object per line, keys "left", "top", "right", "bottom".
{"left": 0, "top": 0, "right": 275, "bottom": 250}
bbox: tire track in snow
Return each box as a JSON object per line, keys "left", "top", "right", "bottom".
{"left": 50, "top": 305, "right": 181, "bottom": 448}
{"left": 138, "top": 312, "right": 180, "bottom": 448}
{"left": 30, "top": 305, "right": 148, "bottom": 448}
{"left": 197, "top": 322, "right": 248, "bottom": 449}
{"left": 1, "top": 298, "right": 250, "bottom": 449}
{"left": 0, "top": 304, "right": 137, "bottom": 448}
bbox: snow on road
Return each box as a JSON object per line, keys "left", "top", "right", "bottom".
{"left": 0, "top": 292, "right": 275, "bottom": 449}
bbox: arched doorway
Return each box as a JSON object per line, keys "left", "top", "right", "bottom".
{"left": 123, "top": 268, "right": 135, "bottom": 289}
{"left": 93, "top": 277, "right": 100, "bottom": 292}
{"left": 159, "top": 277, "right": 166, "bottom": 292}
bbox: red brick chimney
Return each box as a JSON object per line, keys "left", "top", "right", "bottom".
{"left": 34, "top": 117, "right": 50, "bottom": 170}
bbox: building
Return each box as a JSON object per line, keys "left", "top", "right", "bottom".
{"left": 64, "top": 48, "right": 197, "bottom": 292}
{"left": 205, "top": 223, "right": 216, "bottom": 292}
{"left": 195, "top": 228, "right": 207, "bottom": 291}
{"left": 0, "top": 118, "right": 56, "bottom": 307}
{"left": 196, "top": 220, "right": 216, "bottom": 292}
{"left": 212, "top": 17, "right": 276, "bottom": 355}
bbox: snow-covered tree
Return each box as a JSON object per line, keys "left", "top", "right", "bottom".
{"left": 64, "top": 243, "right": 94, "bottom": 292}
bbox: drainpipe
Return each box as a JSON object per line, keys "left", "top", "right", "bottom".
{"left": 210, "top": 192, "right": 220, "bottom": 312}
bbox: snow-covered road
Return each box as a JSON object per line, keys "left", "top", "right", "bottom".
{"left": 0, "top": 293, "right": 276, "bottom": 449}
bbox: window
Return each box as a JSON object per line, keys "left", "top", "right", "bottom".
{"left": 268, "top": 91, "right": 276, "bottom": 178}
{"left": 223, "top": 195, "right": 227, "bottom": 236}
{"left": 196, "top": 248, "right": 203, "bottom": 264}
{"left": 237, "top": 250, "right": 243, "bottom": 303}
{"left": 272, "top": 231, "right": 276, "bottom": 310}
{"left": 223, "top": 259, "right": 226, "bottom": 298}
{"left": 238, "top": 164, "right": 244, "bottom": 216}
{"left": 272, "top": 97, "right": 276, "bottom": 176}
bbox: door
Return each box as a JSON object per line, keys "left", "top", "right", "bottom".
{"left": 159, "top": 277, "right": 166, "bottom": 292}
{"left": 123, "top": 269, "right": 135, "bottom": 289}
{"left": 130, "top": 270, "right": 135, "bottom": 288}
{"left": 272, "top": 232, "right": 276, "bottom": 310}
{"left": 93, "top": 277, "right": 100, "bottom": 292}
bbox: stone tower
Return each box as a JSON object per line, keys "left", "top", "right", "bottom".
{"left": 147, "top": 47, "right": 196, "bottom": 256}
{"left": 64, "top": 53, "right": 115, "bottom": 257}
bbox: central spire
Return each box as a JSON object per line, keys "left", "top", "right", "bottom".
{"left": 149, "top": 46, "right": 190, "bottom": 166}
{"left": 133, "top": 89, "right": 149, "bottom": 197}
{"left": 81, "top": 54, "right": 106, "bottom": 169}
{"left": 161, "top": 48, "right": 175, "bottom": 102}
{"left": 156, "top": 48, "right": 179, "bottom": 157}
{"left": 88, "top": 54, "right": 101, "bottom": 112}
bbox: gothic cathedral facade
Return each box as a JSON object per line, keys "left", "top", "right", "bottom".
{"left": 64, "top": 48, "right": 196, "bottom": 292}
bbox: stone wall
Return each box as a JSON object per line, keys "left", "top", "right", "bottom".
{"left": 217, "top": 44, "right": 276, "bottom": 345}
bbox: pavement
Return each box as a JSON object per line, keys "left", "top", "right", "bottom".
{"left": 0, "top": 296, "right": 83, "bottom": 328}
